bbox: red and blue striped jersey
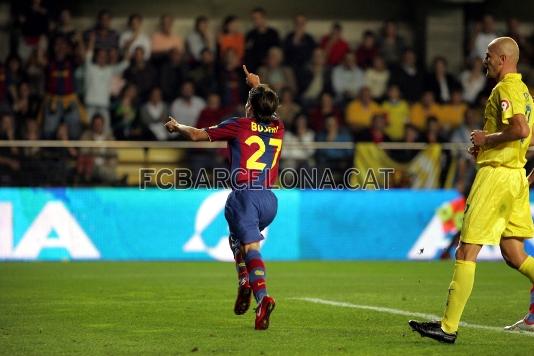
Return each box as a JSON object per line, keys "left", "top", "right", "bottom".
{"left": 205, "top": 117, "right": 284, "bottom": 188}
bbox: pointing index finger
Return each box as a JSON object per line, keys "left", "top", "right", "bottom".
{"left": 242, "top": 65, "right": 250, "bottom": 76}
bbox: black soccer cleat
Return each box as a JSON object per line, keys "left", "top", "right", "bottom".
{"left": 408, "top": 320, "right": 457, "bottom": 344}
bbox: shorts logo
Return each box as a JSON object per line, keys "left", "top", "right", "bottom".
{"left": 501, "top": 99, "right": 511, "bottom": 111}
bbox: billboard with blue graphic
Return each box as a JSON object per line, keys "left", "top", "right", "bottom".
{"left": 0, "top": 188, "right": 533, "bottom": 261}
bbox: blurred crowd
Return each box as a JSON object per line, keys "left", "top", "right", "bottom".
{"left": 1, "top": 1, "right": 534, "bottom": 186}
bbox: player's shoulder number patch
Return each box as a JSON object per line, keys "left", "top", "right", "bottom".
{"left": 500, "top": 99, "right": 511, "bottom": 112}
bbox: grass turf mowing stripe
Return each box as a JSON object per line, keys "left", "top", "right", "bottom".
{"left": 293, "top": 297, "right": 534, "bottom": 337}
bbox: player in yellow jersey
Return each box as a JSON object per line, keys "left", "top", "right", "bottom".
{"left": 409, "top": 37, "right": 534, "bottom": 343}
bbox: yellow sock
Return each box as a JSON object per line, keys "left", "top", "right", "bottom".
{"left": 518, "top": 256, "right": 534, "bottom": 284}
{"left": 441, "top": 260, "right": 476, "bottom": 334}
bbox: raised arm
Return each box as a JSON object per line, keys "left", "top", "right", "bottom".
{"left": 243, "top": 65, "right": 261, "bottom": 88}
{"left": 164, "top": 116, "right": 210, "bottom": 141}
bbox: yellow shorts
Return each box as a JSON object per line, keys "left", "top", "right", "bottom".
{"left": 461, "top": 165, "right": 534, "bottom": 245}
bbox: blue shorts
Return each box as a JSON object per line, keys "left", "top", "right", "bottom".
{"left": 224, "top": 189, "right": 278, "bottom": 244}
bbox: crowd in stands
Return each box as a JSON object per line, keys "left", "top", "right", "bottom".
{"left": 1, "top": 2, "right": 534, "bottom": 187}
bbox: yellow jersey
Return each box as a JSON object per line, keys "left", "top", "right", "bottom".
{"left": 477, "top": 73, "right": 533, "bottom": 168}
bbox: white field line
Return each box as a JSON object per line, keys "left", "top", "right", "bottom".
{"left": 293, "top": 297, "right": 534, "bottom": 337}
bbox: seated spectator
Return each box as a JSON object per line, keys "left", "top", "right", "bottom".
{"left": 377, "top": 20, "right": 406, "bottom": 66}
{"left": 196, "top": 93, "right": 227, "bottom": 128}
{"left": 409, "top": 90, "right": 443, "bottom": 130}
{"left": 108, "top": 48, "right": 126, "bottom": 100}
{"left": 140, "top": 87, "right": 170, "bottom": 141}
{"left": 315, "top": 115, "right": 353, "bottom": 172}
{"left": 345, "top": 87, "right": 382, "bottom": 132}
{"left": 111, "top": 83, "right": 141, "bottom": 140}
{"left": 308, "top": 92, "right": 343, "bottom": 133}
{"left": 277, "top": 87, "right": 301, "bottom": 126}
{"left": 320, "top": 22, "right": 349, "bottom": 66}
{"left": 44, "top": 123, "right": 78, "bottom": 185}
{"left": 42, "top": 37, "right": 86, "bottom": 139}
{"left": 84, "top": 32, "right": 130, "bottom": 130}
{"left": 219, "top": 49, "right": 247, "bottom": 110}
{"left": 187, "top": 16, "right": 214, "bottom": 63}
{"left": 300, "top": 48, "right": 331, "bottom": 105}
{"left": 390, "top": 123, "right": 421, "bottom": 163}
{"left": 151, "top": 15, "right": 184, "bottom": 58}
{"left": 331, "top": 52, "right": 364, "bottom": 100}
{"left": 450, "top": 107, "right": 481, "bottom": 190}
{"left": 25, "top": 49, "right": 46, "bottom": 95}
{"left": 0, "top": 113, "right": 21, "bottom": 185}
{"left": 258, "top": 46, "right": 297, "bottom": 94}
{"left": 283, "top": 14, "right": 316, "bottom": 71}
{"left": 120, "top": 14, "right": 151, "bottom": 60}
{"left": 244, "top": 7, "right": 280, "bottom": 72}
{"left": 83, "top": 9, "right": 119, "bottom": 51}
{"left": 355, "top": 113, "right": 391, "bottom": 143}
{"left": 281, "top": 113, "right": 315, "bottom": 170}
{"left": 422, "top": 116, "right": 447, "bottom": 144}
{"left": 460, "top": 58, "right": 486, "bottom": 104}
{"left": 217, "top": 15, "right": 245, "bottom": 63}
{"left": 189, "top": 48, "right": 218, "bottom": 98}
{"left": 382, "top": 84, "right": 409, "bottom": 141}
{"left": 159, "top": 48, "right": 187, "bottom": 102}
{"left": 388, "top": 48, "right": 424, "bottom": 102}
{"left": 364, "top": 55, "right": 390, "bottom": 100}
{"left": 439, "top": 89, "right": 467, "bottom": 132}
{"left": 19, "top": 119, "right": 45, "bottom": 186}
{"left": 79, "top": 114, "right": 118, "bottom": 184}
{"left": 13, "top": 82, "right": 40, "bottom": 134}
{"left": 470, "top": 14, "right": 497, "bottom": 60}
{"left": 124, "top": 47, "right": 157, "bottom": 101}
{"left": 355, "top": 30, "right": 378, "bottom": 69}
{"left": 5, "top": 54, "right": 27, "bottom": 102}
{"left": 170, "top": 81, "right": 206, "bottom": 127}
{"left": 425, "top": 56, "right": 461, "bottom": 103}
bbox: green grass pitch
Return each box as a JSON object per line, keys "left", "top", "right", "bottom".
{"left": 1, "top": 261, "right": 533, "bottom": 355}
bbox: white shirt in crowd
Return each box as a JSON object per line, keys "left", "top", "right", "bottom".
{"left": 170, "top": 96, "right": 206, "bottom": 127}
{"left": 281, "top": 131, "right": 315, "bottom": 161}
{"left": 84, "top": 51, "right": 129, "bottom": 108}
{"left": 473, "top": 32, "right": 497, "bottom": 60}
{"left": 120, "top": 30, "right": 151, "bottom": 60}
{"left": 460, "top": 70, "right": 486, "bottom": 103}
{"left": 332, "top": 65, "right": 365, "bottom": 99}
{"left": 364, "top": 68, "right": 390, "bottom": 99}
{"left": 186, "top": 31, "right": 213, "bottom": 61}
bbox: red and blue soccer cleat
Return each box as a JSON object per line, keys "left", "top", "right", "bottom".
{"left": 255, "top": 296, "right": 276, "bottom": 330}
{"left": 234, "top": 278, "right": 252, "bottom": 315}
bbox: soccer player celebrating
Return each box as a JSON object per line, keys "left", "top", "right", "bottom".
{"left": 409, "top": 37, "right": 534, "bottom": 343}
{"left": 164, "top": 66, "right": 283, "bottom": 330}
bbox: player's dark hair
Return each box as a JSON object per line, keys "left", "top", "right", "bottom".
{"left": 248, "top": 85, "right": 279, "bottom": 123}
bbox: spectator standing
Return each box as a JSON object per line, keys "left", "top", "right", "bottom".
{"left": 119, "top": 14, "right": 151, "bottom": 60}
{"left": 283, "top": 15, "right": 316, "bottom": 71}
{"left": 187, "top": 16, "right": 214, "bottom": 63}
{"left": 244, "top": 7, "right": 280, "bottom": 72}
{"left": 84, "top": 32, "right": 130, "bottom": 130}
{"left": 151, "top": 15, "right": 184, "bottom": 59}
{"left": 189, "top": 48, "right": 218, "bottom": 98}
{"left": 83, "top": 9, "right": 119, "bottom": 51}
{"left": 377, "top": 20, "right": 406, "bottom": 66}
{"left": 320, "top": 22, "right": 349, "bottom": 66}
{"left": 471, "top": 14, "right": 497, "bottom": 60}
{"left": 300, "top": 48, "right": 331, "bottom": 105}
{"left": 459, "top": 58, "right": 486, "bottom": 104}
{"left": 425, "top": 56, "right": 460, "bottom": 103}
{"left": 355, "top": 31, "right": 378, "bottom": 69}
{"left": 218, "top": 49, "right": 247, "bottom": 110}
{"left": 218, "top": 15, "right": 245, "bottom": 63}
{"left": 159, "top": 48, "right": 187, "bottom": 103}
{"left": 124, "top": 47, "right": 157, "bottom": 101}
